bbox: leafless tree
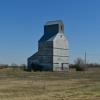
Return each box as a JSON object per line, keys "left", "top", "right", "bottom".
{"left": 74, "top": 58, "right": 85, "bottom": 71}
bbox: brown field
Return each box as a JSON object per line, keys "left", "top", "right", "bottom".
{"left": 0, "top": 68, "right": 100, "bottom": 100}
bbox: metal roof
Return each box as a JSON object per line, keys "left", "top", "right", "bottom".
{"left": 45, "top": 20, "right": 63, "bottom": 26}
{"left": 39, "top": 20, "right": 64, "bottom": 42}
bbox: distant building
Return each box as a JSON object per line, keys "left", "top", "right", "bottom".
{"left": 27, "top": 20, "right": 69, "bottom": 71}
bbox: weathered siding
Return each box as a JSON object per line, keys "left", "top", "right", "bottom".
{"left": 28, "top": 20, "right": 69, "bottom": 71}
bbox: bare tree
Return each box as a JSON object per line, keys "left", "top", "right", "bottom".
{"left": 74, "top": 58, "right": 85, "bottom": 65}
{"left": 74, "top": 58, "right": 85, "bottom": 71}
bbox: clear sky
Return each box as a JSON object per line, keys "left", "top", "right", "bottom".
{"left": 0, "top": 0, "right": 100, "bottom": 65}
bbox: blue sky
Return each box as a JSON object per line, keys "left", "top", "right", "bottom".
{"left": 0, "top": 0, "right": 100, "bottom": 65}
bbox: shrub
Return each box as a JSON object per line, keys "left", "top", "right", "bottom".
{"left": 31, "top": 63, "right": 43, "bottom": 71}
{"left": 74, "top": 58, "right": 86, "bottom": 71}
{"left": 75, "top": 64, "right": 85, "bottom": 71}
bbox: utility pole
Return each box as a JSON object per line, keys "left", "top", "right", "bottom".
{"left": 85, "top": 51, "right": 87, "bottom": 65}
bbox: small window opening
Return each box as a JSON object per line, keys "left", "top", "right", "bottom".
{"left": 61, "top": 25, "right": 63, "bottom": 31}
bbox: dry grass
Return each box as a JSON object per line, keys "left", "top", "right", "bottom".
{"left": 0, "top": 68, "right": 100, "bottom": 100}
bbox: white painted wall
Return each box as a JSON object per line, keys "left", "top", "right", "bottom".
{"left": 53, "top": 33, "right": 69, "bottom": 71}
{"left": 53, "top": 33, "right": 68, "bottom": 49}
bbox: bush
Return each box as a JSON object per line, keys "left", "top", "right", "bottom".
{"left": 70, "top": 64, "right": 85, "bottom": 71}
{"left": 74, "top": 58, "right": 86, "bottom": 71}
{"left": 31, "top": 63, "right": 43, "bottom": 71}
{"left": 75, "top": 64, "right": 85, "bottom": 71}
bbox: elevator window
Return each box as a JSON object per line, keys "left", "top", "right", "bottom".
{"left": 61, "top": 25, "right": 63, "bottom": 31}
